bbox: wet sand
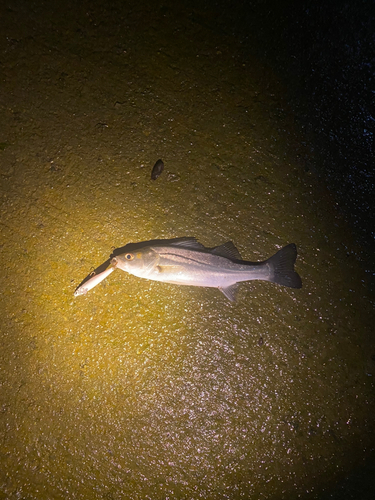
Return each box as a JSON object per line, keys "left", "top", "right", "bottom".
{"left": 0, "top": 1, "right": 374, "bottom": 499}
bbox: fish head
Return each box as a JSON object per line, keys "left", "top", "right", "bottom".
{"left": 111, "top": 247, "right": 158, "bottom": 276}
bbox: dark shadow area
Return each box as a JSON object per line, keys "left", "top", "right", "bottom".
{"left": 212, "top": 0, "right": 375, "bottom": 283}
{"left": 319, "top": 455, "right": 375, "bottom": 500}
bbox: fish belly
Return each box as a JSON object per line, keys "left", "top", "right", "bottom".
{"left": 145, "top": 263, "right": 269, "bottom": 288}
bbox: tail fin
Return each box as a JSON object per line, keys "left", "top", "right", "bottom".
{"left": 266, "top": 244, "right": 302, "bottom": 288}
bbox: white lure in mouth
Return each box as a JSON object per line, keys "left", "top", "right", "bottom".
{"left": 74, "top": 266, "right": 115, "bottom": 296}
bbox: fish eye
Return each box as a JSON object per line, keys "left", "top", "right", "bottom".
{"left": 125, "top": 253, "right": 134, "bottom": 260}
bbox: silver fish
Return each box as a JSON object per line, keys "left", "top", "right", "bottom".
{"left": 111, "top": 237, "right": 302, "bottom": 301}
{"left": 74, "top": 266, "right": 114, "bottom": 296}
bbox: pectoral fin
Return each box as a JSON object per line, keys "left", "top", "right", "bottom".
{"left": 156, "top": 265, "right": 183, "bottom": 274}
{"left": 219, "top": 284, "right": 239, "bottom": 302}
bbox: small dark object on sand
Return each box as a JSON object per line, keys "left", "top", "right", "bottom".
{"left": 151, "top": 159, "right": 164, "bottom": 180}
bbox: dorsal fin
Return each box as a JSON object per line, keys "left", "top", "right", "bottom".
{"left": 211, "top": 241, "right": 242, "bottom": 260}
{"left": 169, "top": 237, "right": 206, "bottom": 251}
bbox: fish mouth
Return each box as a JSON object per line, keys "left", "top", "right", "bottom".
{"left": 110, "top": 257, "right": 119, "bottom": 267}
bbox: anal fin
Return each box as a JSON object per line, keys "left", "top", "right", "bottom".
{"left": 219, "top": 283, "right": 239, "bottom": 302}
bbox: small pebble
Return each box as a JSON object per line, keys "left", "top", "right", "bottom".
{"left": 151, "top": 159, "right": 164, "bottom": 180}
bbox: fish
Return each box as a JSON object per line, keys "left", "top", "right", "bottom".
{"left": 74, "top": 266, "right": 114, "bottom": 296}
{"left": 151, "top": 159, "right": 164, "bottom": 180}
{"left": 110, "top": 237, "right": 302, "bottom": 301}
